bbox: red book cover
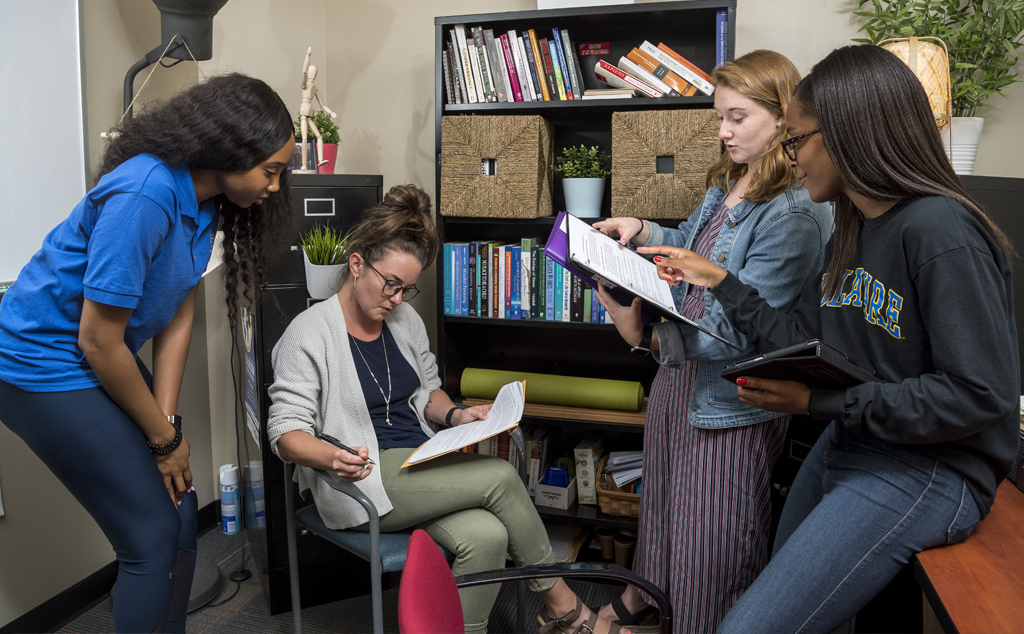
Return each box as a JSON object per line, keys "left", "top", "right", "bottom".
{"left": 491, "top": 246, "right": 500, "bottom": 318}
{"left": 499, "top": 34, "right": 523, "bottom": 102}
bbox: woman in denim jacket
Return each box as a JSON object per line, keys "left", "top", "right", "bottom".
{"left": 593, "top": 50, "right": 834, "bottom": 634}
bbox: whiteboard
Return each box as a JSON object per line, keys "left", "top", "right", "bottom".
{"left": 0, "top": 0, "right": 88, "bottom": 285}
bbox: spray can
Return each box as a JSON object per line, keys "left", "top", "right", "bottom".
{"left": 246, "top": 461, "right": 266, "bottom": 530}
{"left": 220, "top": 464, "right": 239, "bottom": 534}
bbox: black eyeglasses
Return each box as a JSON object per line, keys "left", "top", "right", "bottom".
{"left": 365, "top": 261, "right": 420, "bottom": 301}
{"left": 780, "top": 127, "right": 820, "bottom": 161}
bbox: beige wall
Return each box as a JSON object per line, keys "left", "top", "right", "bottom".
{"left": 2, "top": 0, "right": 1021, "bottom": 626}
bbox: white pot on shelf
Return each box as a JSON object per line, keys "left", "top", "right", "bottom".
{"left": 302, "top": 252, "right": 346, "bottom": 300}
{"left": 941, "top": 116, "right": 985, "bottom": 176}
{"left": 562, "top": 177, "right": 605, "bottom": 218}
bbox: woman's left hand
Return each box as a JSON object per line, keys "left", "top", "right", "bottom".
{"left": 454, "top": 404, "right": 492, "bottom": 426}
{"left": 594, "top": 283, "right": 644, "bottom": 347}
{"left": 736, "top": 377, "right": 811, "bottom": 415}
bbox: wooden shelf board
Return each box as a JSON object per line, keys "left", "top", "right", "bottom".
{"left": 463, "top": 398, "right": 646, "bottom": 426}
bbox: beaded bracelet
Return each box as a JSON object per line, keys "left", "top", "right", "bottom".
{"left": 149, "top": 415, "right": 183, "bottom": 455}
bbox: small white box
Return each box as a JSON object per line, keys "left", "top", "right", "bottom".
{"left": 534, "top": 477, "right": 578, "bottom": 510}
{"left": 574, "top": 437, "right": 604, "bottom": 505}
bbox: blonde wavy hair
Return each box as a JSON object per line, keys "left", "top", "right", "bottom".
{"left": 705, "top": 49, "right": 801, "bottom": 202}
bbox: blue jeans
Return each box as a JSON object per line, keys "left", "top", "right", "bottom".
{"left": 718, "top": 421, "right": 980, "bottom": 634}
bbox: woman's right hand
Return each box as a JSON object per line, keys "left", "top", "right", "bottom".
{"left": 593, "top": 217, "right": 647, "bottom": 246}
{"left": 153, "top": 436, "right": 192, "bottom": 506}
{"left": 637, "top": 245, "right": 728, "bottom": 289}
{"left": 332, "top": 446, "right": 373, "bottom": 483}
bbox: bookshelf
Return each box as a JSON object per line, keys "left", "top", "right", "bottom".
{"left": 433, "top": 1, "right": 736, "bottom": 537}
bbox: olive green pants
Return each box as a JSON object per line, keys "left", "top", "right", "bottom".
{"left": 357, "top": 447, "right": 557, "bottom": 633}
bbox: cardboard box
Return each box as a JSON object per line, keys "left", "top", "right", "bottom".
{"left": 534, "top": 477, "right": 578, "bottom": 510}
{"left": 574, "top": 437, "right": 605, "bottom": 505}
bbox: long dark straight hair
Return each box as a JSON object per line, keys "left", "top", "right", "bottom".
{"left": 794, "top": 45, "right": 1014, "bottom": 300}
{"left": 97, "top": 73, "right": 295, "bottom": 330}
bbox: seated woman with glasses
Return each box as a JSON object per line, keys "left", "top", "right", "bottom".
{"left": 267, "top": 184, "right": 632, "bottom": 634}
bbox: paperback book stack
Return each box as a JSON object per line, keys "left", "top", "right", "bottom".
{"left": 441, "top": 24, "right": 589, "bottom": 104}
{"left": 593, "top": 40, "right": 716, "bottom": 99}
{"left": 443, "top": 239, "right": 610, "bottom": 324}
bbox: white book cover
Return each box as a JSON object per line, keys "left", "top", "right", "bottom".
{"left": 516, "top": 36, "right": 538, "bottom": 102}
{"left": 618, "top": 56, "right": 677, "bottom": 97}
{"left": 594, "top": 59, "right": 662, "bottom": 98}
{"left": 492, "top": 32, "right": 514, "bottom": 102}
{"left": 465, "top": 37, "right": 488, "bottom": 103}
{"left": 639, "top": 41, "right": 714, "bottom": 95}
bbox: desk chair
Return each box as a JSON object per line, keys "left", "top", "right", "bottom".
{"left": 283, "top": 428, "right": 528, "bottom": 634}
{"left": 399, "top": 529, "right": 674, "bottom": 634}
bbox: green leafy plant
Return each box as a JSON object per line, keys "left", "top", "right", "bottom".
{"left": 294, "top": 109, "right": 341, "bottom": 144}
{"left": 853, "top": 0, "right": 1024, "bottom": 117}
{"left": 553, "top": 145, "right": 611, "bottom": 179}
{"left": 299, "top": 225, "right": 350, "bottom": 266}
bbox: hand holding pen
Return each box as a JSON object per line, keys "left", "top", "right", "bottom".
{"left": 320, "top": 433, "right": 375, "bottom": 482}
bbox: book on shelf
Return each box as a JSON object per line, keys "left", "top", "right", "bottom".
{"left": 551, "top": 28, "right": 575, "bottom": 99}
{"left": 483, "top": 29, "right": 508, "bottom": 102}
{"left": 498, "top": 34, "right": 524, "bottom": 103}
{"left": 443, "top": 244, "right": 453, "bottom": 315}
{"left": 520, "top": 237, "right": 537, "bottom": 319}
{"left": 626, "top": 47, "right": 697, "bottom": 96}
{"left": 448, "top": 30, "right": 470, "bottom": 104}
{"left": 536, "top": 245, "right": 547, "bottom": 319}
{"left": 472, "top": 26, "right": 496, "bottom": 102}
{"left": 467, "top": 242, "right": 478, "bottom": 316}
{"left": 539, "top": 38, "right": 560, "bottom": 100}
{"left": 516, "top": 35, "right": 539, "bottom": 101}
{"left": 491, "top": 245, "right": 502, "bottom": 318}
{"left": 565, "top": 30, "right": 587, "bottom": 97}
{"left": 618, "top": 56, "right": 679, "bottom": 97}
{"left": 441, "top": 45, "right": 455, "bottom": 105}
{"left": 561, "top": 266, "right": 571, "bottom": 323}
{"left": 466, "top": 36, "right": 488, "bottom": 103}
{"left": 521, "top": 31, "right": 545, "bottom": 101}
{"left": 453, "top": 25, "right": 478, "bottom": 103}
{"left": 545, "top": 256, "right": 556, "bottom": 321}
{"left": 508, "top": 245, "right": 521, "bottom": 319}
{"left": 527, "top": 427, "right": 552, "bottom": 497}
{"left": 527, "top": 30, "right": 552, "bottom": 101}
{"left": 549, "top": 39, "right": 569, "bottom": 100}
{"left": 582, "top": 88, "right": 638, "bottom": 100}
{"left": 639, "top": 41, "right": 715, "bottom": 96}
{"left": 570, "top": 275, "right": 584, "bottom": 322}
{"left": 594, "top": 58, "right": 663, "bottom": 98}
{"left": 574, "top": 436, "right": 604, "bottom": 505}
{"left": 716, "top": 9, "right": 729, "bottom": 68}
{"left": 557, "top": 28, "right": 583, "bottom": 99}
{"left": 584, "top": 287, "right": 594, "bottom": 323}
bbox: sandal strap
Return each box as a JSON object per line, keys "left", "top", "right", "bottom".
{"left": 538, "top": 597, "right": 584, "bottom": 634}
{"left": 610, "top": 596, "right": 658, "bottom": 626}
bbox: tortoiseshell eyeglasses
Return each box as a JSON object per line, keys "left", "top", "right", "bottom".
{"left": 780, "top": 127, "right": 820, "bottom": 161}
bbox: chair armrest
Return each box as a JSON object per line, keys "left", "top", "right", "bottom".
{"left": 283, "top": 461, "right": 380, "bottom": 523}
{"left": 454, "top": 561, "right": 672, "bottom": 633}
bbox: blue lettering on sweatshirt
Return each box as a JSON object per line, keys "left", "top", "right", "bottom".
{"left": 820, "top": 269, "right": 903, "bottom": 339}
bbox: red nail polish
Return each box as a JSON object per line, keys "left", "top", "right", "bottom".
{"left": 736, "top": 378, "right": 747, "bottom": 386}
{"left": 653, "top": 256, "right": 663, "bottom": 263}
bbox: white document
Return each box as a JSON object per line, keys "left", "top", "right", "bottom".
{"left": 402, "top": 381, "right": 525, "bottom": 467}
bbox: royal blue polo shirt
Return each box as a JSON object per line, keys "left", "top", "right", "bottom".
{"left": 0, "top": 154, "right": 219, "bottom": 391}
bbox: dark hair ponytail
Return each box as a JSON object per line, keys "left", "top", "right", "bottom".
{"left": 96, "top": 73, "right": 295, "bottom": 330}
{"left": 345, "top": 184, "right": 439, "bottom": 273}
{"left": 795, "top": 45, "right": 1015, "bottom": 300}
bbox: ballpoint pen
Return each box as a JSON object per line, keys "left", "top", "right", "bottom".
{"left": 320, "top": 433, "right": 376, "bottom": 465}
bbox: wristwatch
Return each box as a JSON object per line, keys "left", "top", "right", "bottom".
{"left": 630, "top": 324, "right": 653, "bottom": 356}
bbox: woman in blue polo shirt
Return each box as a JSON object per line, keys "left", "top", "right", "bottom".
{"left": 0, "top": 74, "right": 295, "bottom": 633}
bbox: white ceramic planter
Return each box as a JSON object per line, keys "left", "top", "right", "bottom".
{"left": 941, "top": 116, "right": 985, "bottom": 176}
{"left": 562, "top": 177, "right": 605, "bottom": 218}
{"left": 302, "top": 252, "right": 346, "bottom": 300}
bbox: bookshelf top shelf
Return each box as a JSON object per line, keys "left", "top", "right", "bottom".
{"left": 435, "top": 0, "right": 735, "bottom": 26}
{"left": 442, "top": 96, "right": 714, "bottom": 115}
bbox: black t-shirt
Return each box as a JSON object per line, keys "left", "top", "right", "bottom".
{"left": 348, "top": 323, "right": 430, "bottom": 450}
{"left": 715, "top": 196, "right": 1019, "bottom": 515}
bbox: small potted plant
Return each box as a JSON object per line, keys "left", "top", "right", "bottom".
{"left": 553, "top": 145, "right": 611, "bottom": 218}
{"left": 294, "top": 110, "right": 342, "bottom": 174}
{"left": 854, "top": 0, "right": 1023, "bottom": 174}
{"left": 299, "top": 224, "right": 350, "bottom": 299}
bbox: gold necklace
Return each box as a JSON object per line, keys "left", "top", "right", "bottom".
{"left": 351, "top": 331, "right": 392, "bottom": 425}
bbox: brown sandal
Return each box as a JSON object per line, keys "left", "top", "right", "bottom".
{"left": 537, "top": 596, "right": 624, "bottom": 634}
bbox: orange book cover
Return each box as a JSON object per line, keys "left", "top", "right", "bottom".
{"left": 528, "top": 29, "right": 552, "bottom": 101}
{"left": 627, "top": 48, "right": 697, "bottom": 96}
{"left": 657, "top": 42, "right": 714, "bottom": 85}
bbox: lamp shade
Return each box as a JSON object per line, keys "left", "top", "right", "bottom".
{"left": 151, "top": 0, "right": 229, "bottom": 60}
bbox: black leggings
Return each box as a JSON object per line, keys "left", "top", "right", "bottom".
{"left": 0, "top": 366, "right": 197, "bottom": 633}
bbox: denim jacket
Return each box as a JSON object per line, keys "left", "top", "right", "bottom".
{"left": 647, "top": 184, "right": 834, "bottom": 429}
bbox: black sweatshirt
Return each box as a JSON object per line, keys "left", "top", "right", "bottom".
{"left": 714, "top": 196, "right": 1019, "bottom": 515}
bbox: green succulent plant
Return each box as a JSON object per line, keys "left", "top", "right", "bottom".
{"left": 294, "top": 109, "right": 341, "bottom": 145}
{"left": 853, "top": 0, "right": 1024, "bottom": 117}
{"left": 553, "top": 145, "right": 611, "bottom": 179}
{"left": 299, "top": 225, "right": 350, "bottom": 266}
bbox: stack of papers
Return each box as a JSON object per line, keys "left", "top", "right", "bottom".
{"left": 546, "top": 524, "right": 587, "bottom": 562}
{"left": 605, "top": 451, "right": 643, "bottom": 487}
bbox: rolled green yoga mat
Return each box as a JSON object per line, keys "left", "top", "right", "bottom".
{"left": 460, "top": 368, "right": 645, "bottom": 412}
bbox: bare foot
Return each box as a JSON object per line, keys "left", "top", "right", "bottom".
{"left": 539, "top": 597, "right": 631, "bottom": 634}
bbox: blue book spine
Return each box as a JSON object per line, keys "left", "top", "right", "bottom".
{"left": 551, "top": 28, "right": 574, "bottom": 98}
{"left": 509, "top": 246, "right": 521, "bottom": 319}
{"left": 599, "top": 304, "right": 606, "bottom": 324}
{"left": 553, "top": 261, "right": 563, "bottom": 322}
{"left": 453, "top": 244, "right": 462, "bottom": 316}
{"left": 716, "top": 9, "right": 728, "bottom": 67}
{"left": 590, "top": 290, "right": 600, "bottom": 323}
{"left": 545, "top": 255, "right": 555, "bottom": 321}
{"left": 460, "top": 244, "right": 470, "bottom": 315}
{"left": 522, "top": 31, "right": 543, "bottom": 99}
{"left": 443, "top": 244, "right": 453, "bottom": 315}
{"left": 475, "top": 243, "right": 483, "bottom": 316}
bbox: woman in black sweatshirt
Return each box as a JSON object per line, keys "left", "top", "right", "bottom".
{"left": 641, "top": 45, "right": 1019, "bottom": 634}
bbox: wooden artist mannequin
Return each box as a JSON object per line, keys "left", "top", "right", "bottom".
{"left": 298, "top": 46, "right": 336, "bottom": 173}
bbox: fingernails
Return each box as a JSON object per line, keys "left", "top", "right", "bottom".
{"left": 177, "top": 500, "right": 182, "bottom": 506}
{"left": 187, "top": 486, "right": 195, "bottom": 493}
{"left": 737, "top": 378, "right": 748, "bottom": 386}
{"left": 653, "top": 256, "right": 663, "bottom": 263}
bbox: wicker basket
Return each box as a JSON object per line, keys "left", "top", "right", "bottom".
{"left": 596, "top": 455, "right": 640, "bottom": 518}
{"left": 440, "top": 115, "right": 554, "bottom": 218}
{"left": 611, "top": 109, "right": 721, "bottom": 220}
{"left": 881, "top": 37, "right": 951, "bottom": 133}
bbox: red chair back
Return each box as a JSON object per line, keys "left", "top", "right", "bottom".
{"left": 398, "top": 529, "right": 464, "bottom": 634}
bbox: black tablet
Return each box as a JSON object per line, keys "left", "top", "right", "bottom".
{"left": 721, "top": 340, "right": 880, "bottom": 388}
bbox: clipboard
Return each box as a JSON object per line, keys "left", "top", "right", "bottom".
{"left": 721, "top": 339, "right": 880, "bottom": 388}
{"left": 545, "top": 211, "right": 741, "bottom": 351}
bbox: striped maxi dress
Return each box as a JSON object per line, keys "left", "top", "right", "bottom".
{"left": 631, "top": 202, "right": 790, "bottom": 634}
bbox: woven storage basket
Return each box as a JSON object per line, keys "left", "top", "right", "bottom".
{"left": 880, "top": 37, "right": 952, "bottom": 133}
{"left": 440, "top": 115, "right": 554, "bottom": 218}
{"left": 611, "top": 109, "right": 721, "bottom": 220}
{"left": 596, "top": 455, "right": 640, "bottom": 517}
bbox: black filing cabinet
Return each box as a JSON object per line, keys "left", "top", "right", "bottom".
{"left": 241, "top": 174, "right": 384, "bottom": 614}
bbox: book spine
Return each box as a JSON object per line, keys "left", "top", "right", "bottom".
{"left": 530, "top": 246, "right": 540, "bottom": 320}
{"left": 467, "top": 242, "right": 478, "bottom": 316}
{"left": 498, "top": 246, "right": 506, "bottom": 318}
{"left": 510, "top": 246, "right": 521, "bottom": 320}
{"left": 527, "top": 30, "right": 552, "bottom": 101}
{"left": 588, "top": 288, "right": 598, "bottom": 323}
{"left": 499, "top": 34, "right": 523, "bottom": 102}
{"left": 453, "top": 25, "right": 478, "bottom": 103}
{"left": 441, "top": 45, "right": 455, "bottom": 105}
{"left": 503, "top": 247, "right": 512, "bottom": 319}
{"left": 716, "top": 9, "right": 728, "bottom": 67}
{"left": 552, "top": 28, "right": 574, "bottom": 99}
{"left": 537, "top": 247, "right": 546, "bottom": 320}
{"left": 493, "top": 33, "right": 514, "bottom": 102}
{"left": 584, "top": 287, "right": 593, "bottom": 323}
{"left": 452, "top": 244, "right": 461, "bottom": 315}
{"left": 466, "top": 37, "right": 487, "bottom": 103}
{"left": 545, "top": 255, "right": 554, "bottom": 320}
{"left": 594, "top": 59, "right": 663, "bottom": 98}
{"left": 522, "top": 31, "right": 545, "bottom": 101}
{"left": 628, "top": 47, "right": 693, "bottom": 96}
{"left": 619, "top": 56, "right": 679, "bottom": 97}
{"left": 483, "top": 29, "right": 508, "bottom": 102}
{"left": 479, "top": 243, "right": 490, "bottom": 317}
{"left": 449, "top": 30, "right": 470, "bottom": 104}
{"left": 463, "top": 244, "right": 471, "bottom": 315}
{"left": 565, "top": 30, "right": 587, "bottom": 96}
{"left": 443, "top": 244, "right": 453, "bottom": 315}
{"left": 492, "top": 246, "right": 501, "bottom": 318}
{"left": 554, "top": 264, "right": 564, "bottom": 322}
{"left": 511, "top": 34, "right": 536, "bottom": 101}
{"left": 539, "top": 39, "right": 560, "bottom": 100}
{"left": 562, "top": 268, "right": 571, "bottom": 322}
{"left": 549, "top": 40, "right": 569, "bottom": 100}
{"left": 472, "top": 27, "right": 496, "bottom": 102}
{"left": 520, "top": 238, "right": 532, "bottom": 319}
{"left": 559, "top": 28, "right": 582, "bottom": 99}
{"left": 571, "top": 275, "right": 583, "bottom": 322}
{"left": 599, "top": 303, "right": 606, "bottom": 324}
{"left": 643, "top": 41, "right": 715, "bottom": 95}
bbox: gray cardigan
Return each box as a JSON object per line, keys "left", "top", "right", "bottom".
{"left": 266, "top": 297, "right": 441, "bottom": 529}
